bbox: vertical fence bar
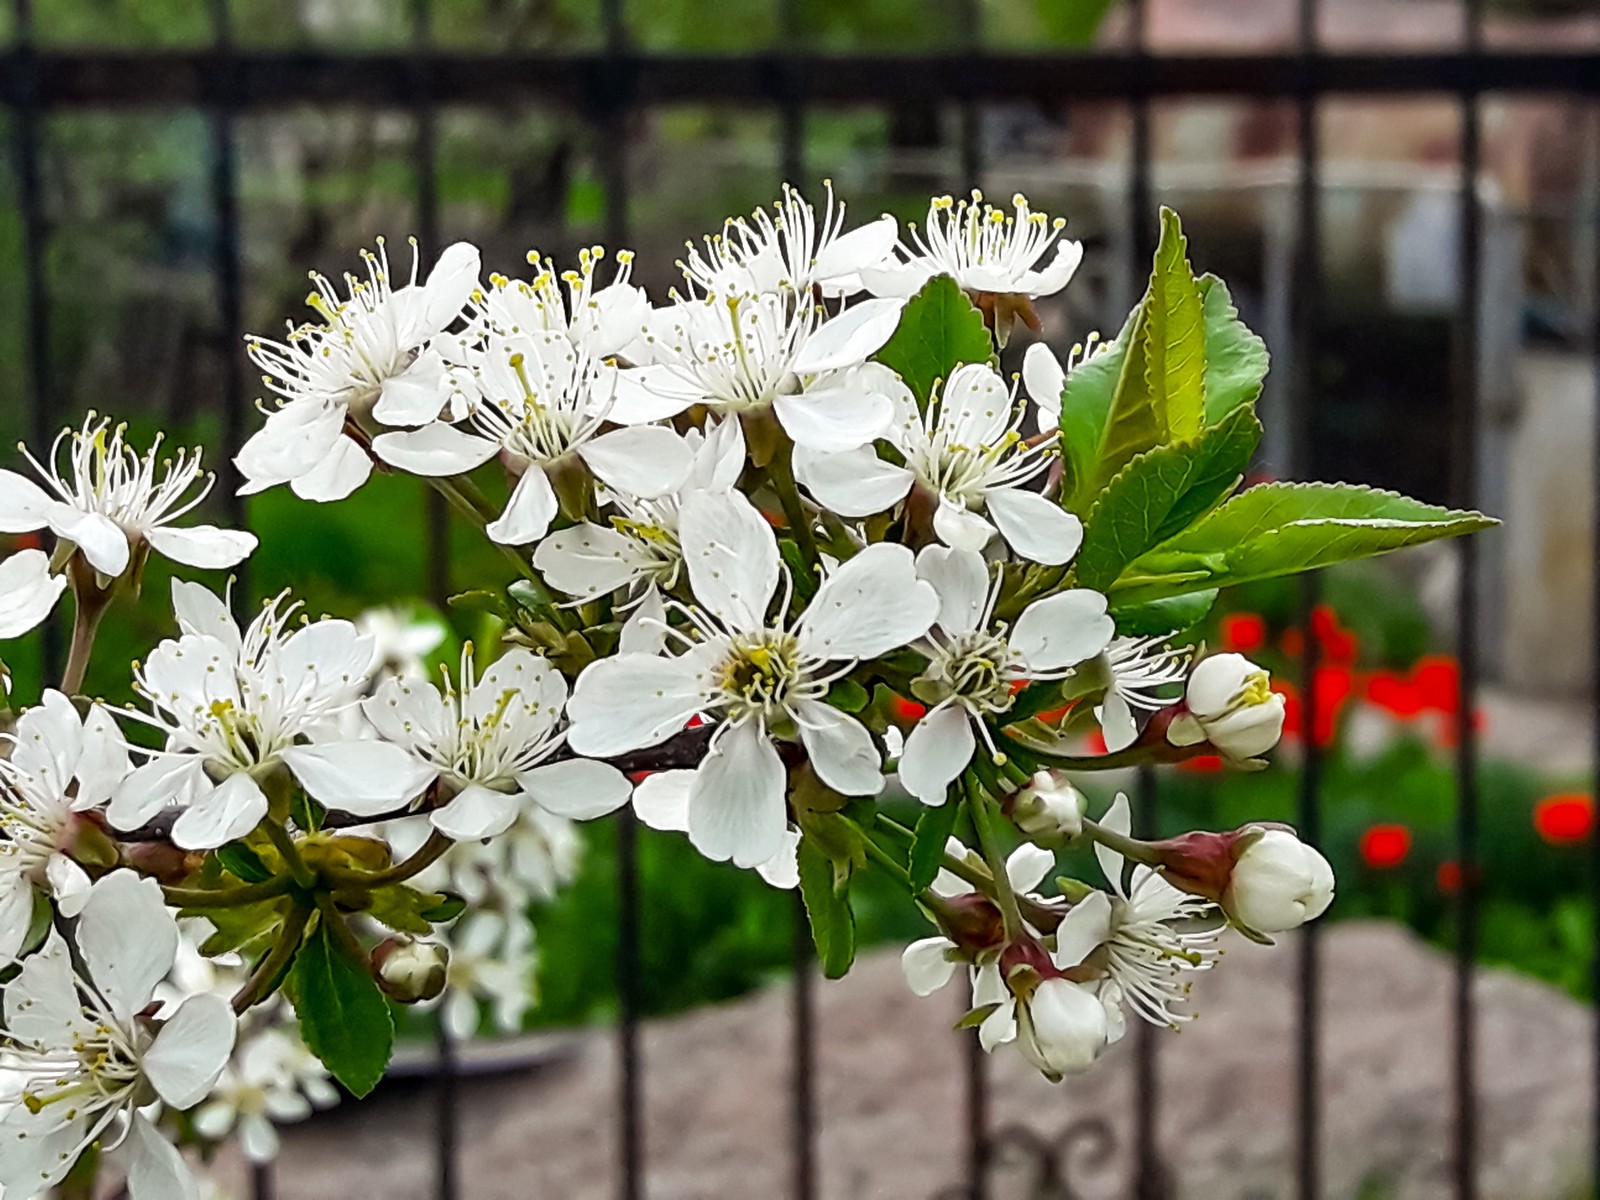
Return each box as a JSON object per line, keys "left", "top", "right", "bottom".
{"left": 776, "top": 2, "right": 818, "bottom": 1196}
{"left": 1291, "top": 3, "right": 1324, "bottom": 1198}
{"left": 1451, "top": 2, "right": 1485, "bottom": 1199}
{"left": 9, "top": 0, "right": 61, "bottom": 676}
{"left": 597, "top": 4, "right": 642, "bottom": 1199}
{"left": 412, "top": 0, "right": 449, "bottom": 615}
{"left": 1590, "top": 95, "right": 1600, "bottom": 1200}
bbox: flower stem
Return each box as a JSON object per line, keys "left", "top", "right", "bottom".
{"left": 966, "top": 777, "right": 1023, "bottom": 939}
{"left": 1080, "top": 815, "right": 1163, "bottom": 867}
{"left": 60, "top": 565, "right": 112, "bottom": 696}
{"left": 265, "top": 820, "right": 317, "bottom": 890}
{"left": 323, "top": 830, "right": 455, "bottom": 889}
{"left": 314, "top": 893, "right": 373, "bottom": 967}
{"left": 231, "top": 902, "right": 311, "bottom": 1014}
{"left": 856, "top": 828, "right": 915, "bottom": 890}
{"left": 161, "top": 875, "right": 296, "bottom": 909}
{"left": 876, "top": 814, "right": 995, "bottom": 894}
{"left": 766, "top": 444, "right": 820, "bottom": 575}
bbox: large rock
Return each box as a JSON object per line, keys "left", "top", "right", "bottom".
{"left": 216, "top": 921, "right": 1591, "bottom": 1199}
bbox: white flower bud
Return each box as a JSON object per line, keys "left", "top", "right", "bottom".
{"left": 1015, "top": 977, "right": 1108, "bottom": 1082}
{"left": 374, "top": 937, "right": 450, "bottom": 1003}
{"left": 1012, "top": 772, "right": 1086, "bottom": 842}
{"left": 1169, "top": 652, "right": 1286, "bottom": 761}
{"left": 1226, "top": 829, "right": 1335, "bottom": 933}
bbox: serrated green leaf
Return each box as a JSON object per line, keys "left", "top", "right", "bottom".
{"left": 907, "top": 797, "right": 961, "bottom": 892}
{"left": 1147, "top": 208, "right": 1207, "bottom": 442}
{"left": 874, "top": 275, "right": 995, "bottom": 407}
{"left": 1075, "top": 406, "right": 1262, "bottom": 591}
{"left": 1198, "top": 275, "right": 1269, "bottom": 425}
{"left": 365, "top": 885, "right": 454, "bottom": 936}
{"left": 826, "top": 678, "right": 869, "bottom": 713}
{"left": 188, "top": 899, "right": 290, "bottom": 959}
{"left": 797, "top": 837, "right": 856, "bottom": 978}
{"left": 1110, "top": 589, "right": 1219, "bottom": 637}
{"left": 1058, "top": 309, "right": 1133, "bottom": 516}
{"left": 287, "top": 920, "right": 394, "bottom": 1098}
{"left": 1112, "top": 483, "right": 1497, "bottom": 604}
{"left": 216, "top": 843, "right": 272, "bottom": 884}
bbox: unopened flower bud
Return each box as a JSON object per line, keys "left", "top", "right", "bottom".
{"left": 1011, "top": 772, "right": 1086, "bottom": 844}
{"left": 1014, "top": 976, "right": 1108, "bottom": 1082}
{"left": 373, "top": 937, "right": 450, "bottom": 1003}
{"left": 1224, "top": 829, "right": 1335, "bottom": 934}
{"left": 1168, "top": 653, "right": 1286, "bottom": 762}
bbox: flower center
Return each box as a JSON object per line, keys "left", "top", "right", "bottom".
{"left": 918, "top": 629, "right": 1017, "bottom": 714}
{"left": 715, "top": 632, "right": 801, "bottom": 722}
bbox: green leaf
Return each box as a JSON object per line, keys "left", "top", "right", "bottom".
{"left": 1110, "top": 589, "right": 1219, "bottom": 637}
{"left": 1075, "top": 406, "right": 1262, "bottom": 591}
{"left": 286, "top": 920, "right": 395, "bottom": 1098}
{"left": 796, "top": 837, "right": 856, "bottom": 979}
{"left": 1113, "top": 483, "right": 1497, "bottom": 604}
{"left": 418, "top": 892, "right": 466, "bottom": 924}
{"left": 1145, "top": 208, "right": 1207, "bottom": 442}
{"left": 907, "top": 798, "right": 961, "bottom": 892}
{"left": 216, "top": 843, "right": 272, "bottom": 884}
{"left": 1058, "top": 309, "right": 1133, "bottom": 516}
{"left": 189, "top": 900, "right": 289, "bottom": 959}
{"left": 873, "top": 275, "right": 995, "bottom": 407}
{"left": 826, "top": 677, "right": 869, "bottom": 713}
{"left": 1198, "top": 275, "right": 1269, "bottom": 425}
{"left": 365, "top": 885, "right": 458, "bottom": 936}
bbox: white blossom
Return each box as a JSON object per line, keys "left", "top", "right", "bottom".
{"left": 0, "top": 690, "right": 129, "bottom": 961}
{"left": 1094, "top": 636, "right": 1191, "bottom": 753}
{"left": 192, "top": 1029, "right": 335, "bottom": 1164}
{"left": 567, "top": 489, "right": 938, "bottom": 868}
{"left": 465, "top": 245, "right": 648, "bottom": 359}
{"left": 794, "top": 361, "right": 1084, "bottom": 564}
{"left": 0, "top": 549, "right": 67, "bottom": 640}
{"left": 630, "top": 768, "right": 800, "bottom": 889}
{"left": 1226, "top": 828, "right": 1335, "bottom": 934}
{"left": 0, "top": 416, "right": 255, "bottom": 581}
{"left": 107, "top": 580, "right": 434, "bottom": 849}
{"left": 1167, "top": 652, "right": 1287, "bottom": 762}
{"left": 1011, "top": 771, "right": 1087, "bottom": 842}
{"left": 0, "top": 872, "right": 235, "bottom": 1200}
{"left": 1014, "top": 976, "right": 1110, "bottom": 1082}
{"left": 1021, "top": 334, "right": 1107, "bottom": 434}
{"left": 356, "top": 606, "right": 449, "bottom": 681}
{"left": 861, "top": 190, "right": 1083, "bottom": 300}
{"left": 362, "top": 645, "right": 631, "bottom": 841}
{"left": 439, "top": 912, "right": 536, "bottom": 1040}
{"left": 679, "top": 182, "right": 898, "bottom": 299}
{"left": 898, "top": 547, "right": 1112, "bottom": 805}
{"left": 239, "top": 238, "right": 479, "bottom": 501}
{"left": 1052, "top": 794, "right": 1221, "bottom": 1027}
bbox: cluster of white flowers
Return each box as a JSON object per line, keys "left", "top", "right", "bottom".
{"left": 0, "top": 183, "right": 1415, "bottom": 1196}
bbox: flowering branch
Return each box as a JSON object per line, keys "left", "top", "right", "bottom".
{"left": 232, "top": 903, "right": 312, "bottom": 1014}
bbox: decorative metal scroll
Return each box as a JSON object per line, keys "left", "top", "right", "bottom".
{"left": 932, "top": 1116, "right": 1118, "bottom": 1200}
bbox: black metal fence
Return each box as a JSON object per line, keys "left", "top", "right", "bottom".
{"left": 4, "top": 0, "right": 1598, "bottom": 1196}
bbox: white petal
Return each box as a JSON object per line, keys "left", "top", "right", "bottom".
{"left": 897, "top": 705, "right": 975, "bottom": 805}
{"left": 932, "top": 495, "right": 997, "bottom": 553}
{"left": 372, "top": 423, "right": 498, "bottom": 477}
{"left": 486, "top": 466, "right": 558, "bottom": 546}
{"left": 607, "top": 365, "right": 699, "bottom": 425}
{"left": 792, "top": 443, "right": 912, "bottom": 518}
{"left": 1051, "top": 891, "right": 1113, "bottom": 969}
{"left": 901, "top": 936, "right": 959, "bottom": 997}
{"left": 430, "top": 783, "right": 517, "bottom": 841}
{"left": 78, "top": 870, "right": 176, "bottom": 1022}
{"left": 145, "top": 993, "right": 237, "bottom": 1109}
{"left": 239, "top": 1113, "right": 282, "bottom": 1164}
{"left": 0, "top": 468, "right": 53, "bottom": 532}
{"left": 234, "top": 400, "right": 344, "bottom": 493}
{"left": 171, "top": 772, "right": 269, "bottom": 851}
{"left": 619, "top": 585, "right": 668, "bottom": 654}
{"left": 144, "top": 525, "right": 257, "bottom": 570}
{"left": 1099, "top": 689, "right": 1139, "bottom": 753}
{"left": 277, "top": 618, "right": 374, "bottom": 696}
{"left": 282, "top": 742, "right": 434, "bottom": 816}
{"left": 687, "top": 721, "right": 787, "bottom": 868}
{"left": 533, "top": 523, "right": 655, "bottom": 601}
{"left": 1094, "top": 794, "right": 1131, "bottom": 893}
{"left": 46, "top": 854, "right": 91, "bottom": 917}
{"left": 1006, "top": 843, "right": 1055, "bottom": 893}
{"left": 578, "top": 426, "right": 692, "bottom": 499}
{"left": 290, "top": 436, "right": 372, "bottom": 502}
{"left": 1025, "top": 239, "right": 1085, "bottom": 297}
{"left": 792, "top": 298, "right": 905, "bottom": 374}
{"left": 630, "top": 769, "right": 693, "bottom": 832}
{"left": 915, "top": 546, "right": 990, "bottom": 636}
{"left": 754, "top": 828, "right": 801, "bottom": 890}
{"left": 814, "top": 215, "right": 899, "bottom": 285}
{"left": 773, "top": 384, "right": 891, "bottom": 453}
{"left": 128, "top": 1111, "right": 199, "bottom": 1200}
{"left": 49, "top": 506, "right": 129, "bottom": 576}
{"left": 978, "top": 998, "right": 1018, "bottom": 1051}
{"left": 108, "top": 756, "right": 210, "bottom": 831}
{"left": 798, "top": 542, "right": 937, "bottom": 660}
{"left": 170, "top": 579, "right": 238, "bottom": 646}
{"left": 0, "top": 875, "right": 35, "bottom": 964}
{"left": 937, "top": 363, "right": 1012, "bottom": 448}
{"left": 372, "top": 353, "right": 449, "bottom": 426}
{"left": 1022, "top": 342, "right": 1066, "bottom": 424}
{"left": 679, "top": 489, "right": 779, "bottom": 631}
{"left": 518, "top": 759, "right": 632, "bottom": 820}
{"left": 793, "top": 701, "right": 883, "bottom": 796}
{"left": 566, "top": 650, "right": 711, "bottom": 756}
{"left": 4, "top": 930, "right": 82, "bottom": 1047}
{"left": 985, "top": 487, "right": 1083, "bottom": 566}
{"left": 1010, "top": 589, "right": 1115, "bottom": 672}
{"left": 419, "top": 242, "right": 482, "bottom": 332}
{"left": 0, "top": 548, "right": 65, "bottom": 637}
{"left": 858, "top": 260, "right": 936, "bottom": 299}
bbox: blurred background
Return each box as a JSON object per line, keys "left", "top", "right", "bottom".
{"left": 3, "top": 0, "right": 1599, "bottom": 1196}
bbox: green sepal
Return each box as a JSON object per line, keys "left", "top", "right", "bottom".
{"left": 826, "top": 677, "right": 870, "bottom": 714}
{"left": 216, "top": 843, "right": 273, "bottom": 885}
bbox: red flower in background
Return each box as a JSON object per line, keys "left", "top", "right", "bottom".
{"left": 1309, "top": 605, "right": 1358, "bottom": 663}
{"left": 889, "top": 695, "right": 927, "bottom": 722}
{"left": 1177, "top": 754, "right": 1224, "bottom": 773}
{"left": 1276, "top": 666, "right": 1353, "bottom": 748}
{"left": 1534, "top": 794, "right": 1594, "bottom": 845}
{"left": 1436, "top": 860, "right": 1462, "bottom": 893}
{"left": 1359, "top": 823, "right": 1412, "bottom": 869}
{"left": 1220, "top": 612, "right": 1266, "bottom": 654}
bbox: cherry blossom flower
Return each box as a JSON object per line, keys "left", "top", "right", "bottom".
{"left": 239, "top": 238, "right": 479, "bottom": 501}
{"left": 630, "top": 768, "right": 800, "bottom": 889}
{"left": 1225, "top": 829, "right": 1335, "bottom": 934}
{"left": 0, "top": 416, "right": 255, "bottom": 582}
{"left": 192, "top": 1029, "right": 336, "bottom": 1163}
{"left": 362, "top": 645, "right": 631, "bottom": 841}
{"left": 794, "top": 362, "right": 1084, "bottom": 564}
{"left": 897, "top": 547, "right": 1113, "bottom": 805}
{"left": 567, "top": 489, "right": 938, "bottom": 868}
{"left": 0, "top": 549, "right": 66, "bottom": 639}
{"left": 438, "top": 912, "right": 536, "bottom": 1039}
{"left": 465, "top": 245, "right": 648, "bottom": 359}
{"left": 0, "top": 872, "right": 235, "bottom": 1200}
{"left": 107, "top": 581, "right": 433, "bottom": 849}
{"left": 1094, "top": 635, "right": 1191, "bottom": 752}
{"left": 0, "top": 690, "right": 129, "bottom": 961}
{"left": 1167, "top": 652, "right": 1287, "bottom": 763}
